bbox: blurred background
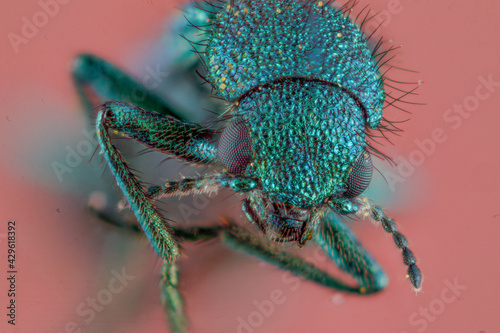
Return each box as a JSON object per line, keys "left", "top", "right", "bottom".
{"left": 1, "top": 0, "right": 499, "bottom": 332}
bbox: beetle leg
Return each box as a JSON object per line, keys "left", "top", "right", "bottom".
{"left": 316, "top": 212, "right": 389, "bottom": 294}
{"left": 146, "top": 176, "right": 226, "bottom": 200}
{"left": 218, "top": 213, "right": 388, "bottom": 294}
{"left": 220, "top": 220, "right": 366, "bottom": 294}
{"left": 89, "top": 201, "right": 225, "bottom": 243}
{"left": 73, "top": 54, "right": 189, "bottom": 120}
{"left": 95, "top": 101, "right": 217, "bottom": 262}
{"left": 160, "top": 261, "right": 187, "bottom": 333}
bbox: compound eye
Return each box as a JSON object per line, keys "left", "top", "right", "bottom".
{"left": 217, "top": 118, "right": 252, "bottom": 174}
{"left": 344, "top": 152, "right": 373, "bottom": 198}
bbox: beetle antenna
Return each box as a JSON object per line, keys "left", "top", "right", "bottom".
{"left": 366, "top": 203, "right": 422, "bottom": 291}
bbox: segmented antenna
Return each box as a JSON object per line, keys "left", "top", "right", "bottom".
{"left": 370, "top": 205, "right": 422, "bottom": 290}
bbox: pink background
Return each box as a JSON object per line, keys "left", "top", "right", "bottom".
{"left": 1, "top": 0, "right": 499, "bottom": 332}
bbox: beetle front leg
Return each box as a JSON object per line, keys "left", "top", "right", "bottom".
{"left": 221, "top": 220, "right": 364, "bottom": 293}
{"left": 160, "top": 260, "right": 187, "bottom": 333}
{"left": 95, "top": 101, "right": 217, "bottom": 262}
{"left": 316, "top": 212, "right": 389, "bottom": 294}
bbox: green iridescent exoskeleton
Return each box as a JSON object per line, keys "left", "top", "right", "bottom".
{"left": 73, "top": 1, "right": 422, "bottom": 332}
{"left": 206, "top": 0, "right": 385, "bottom": 128}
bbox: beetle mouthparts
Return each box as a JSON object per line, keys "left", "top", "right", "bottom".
{"left": 267, "top": 204, "right": 309, "bottom": 242}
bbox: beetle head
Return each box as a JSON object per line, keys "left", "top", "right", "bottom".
{"left": 216, "top": 82, "right": 373, "bottom": 245}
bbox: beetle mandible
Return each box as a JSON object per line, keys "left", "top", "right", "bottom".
{"left": 73, "top": 0, "right": 422, "bottom": 331}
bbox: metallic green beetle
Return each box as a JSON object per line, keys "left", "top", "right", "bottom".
{"left": 73, "top": 0, "right": 421, "bottom": 331}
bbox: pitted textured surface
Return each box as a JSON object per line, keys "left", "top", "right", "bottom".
{"left": 238, "top": 79, "right": 366, "bottom": 208}
{"left": 206, "top": 0, "right": 385, "bottom": 128}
